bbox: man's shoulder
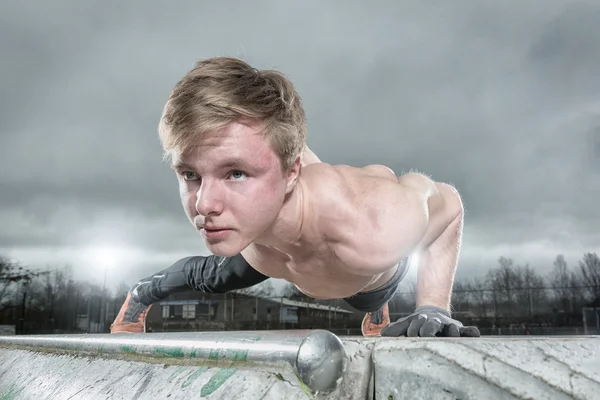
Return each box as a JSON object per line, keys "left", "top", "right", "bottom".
{"left": 301, "top": 163, "right": 410, "bottom": 272}
{"left": 301, "top": 162, "right": 398, "bottom": 189}
{"left": 300, "top": 164, "right": 357, "bottom": 216}
{"left": 301, "top": 163, "right": 402, "bottom": 212}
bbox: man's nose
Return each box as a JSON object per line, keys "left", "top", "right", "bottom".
{"left": 195, "top": 181, "right": 224, "bottom": 216}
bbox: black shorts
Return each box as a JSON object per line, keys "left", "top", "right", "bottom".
{"left": 342, "top": 256, "right": 410, "bottom": 313}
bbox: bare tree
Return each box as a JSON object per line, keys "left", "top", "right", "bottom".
{"left": 279, "top": 283, "right": 302, "bottom": 298}
{"left": 549, "top": 255, "right": 572, "bottom": 312}
{"left": 578, "top": 252, "right": 600, "bottom": 303}
{"left": 451, "top": 280, "right": 470, "bottom": 312}
{"left": 0, "top": 256, "right": 41, "bottom": 314}
{"left": 514, "top": 264, "right": 546, "bottom": 316}
{"left": 498, "top": 257, "right": 516, "bottom": 307}
{"left": 115, "top": 283, "right": 131, "bottom": 298}
{"left": 235, "top": 280, "right": 276, "bottom": 297}
{"left": 484, "top": 257, "right": 517, "bottom": 317}
{"left": 485, "top": 270, "right": 500, "bottom": 318}
{"left": 469, "top": 277, "right": 489, "bottom": 318}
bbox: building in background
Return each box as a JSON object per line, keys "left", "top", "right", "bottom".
{"left": 145, "top": 291, "right": 358, "bottom": 333}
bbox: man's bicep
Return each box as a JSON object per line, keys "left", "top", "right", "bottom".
{"left": 414, "top": 182, "right": 463, "bottom": 249}
{"left": 371, "top": 181, "right": 430, "bottom": 242}
{"left": 385, "top": 178, "right": 462, "bottom": 252}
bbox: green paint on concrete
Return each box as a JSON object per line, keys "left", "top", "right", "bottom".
{"left": 0, "top": 392, "right": 13, "bottom": 400}
{"left": 168, "top": 366, "right": 187, "bottom": 382}
{"left": 208, "top": 348, "right": 219, "bottom": 360}
{"left": 153, "top": 347, "right": 185, "bottom": 358}
{"left": 293, "top": 371, "right": 315, "bottom": 399}
{"left": 0, "top": 387, "right": 21, "bottom": 400}
{"left": 233, "top": 349, "right": 248, "bottom": 361}
{"left": 181, "top": 367, "right": 208, "bottom": 388}
{"left": 122, "top": 345, "right": 186, "bottom": 359}
{"left": 203, "top": 337, "right": 260, "bottom": 363}
{"left": 120, "top": 345, "right": 136, "bottom": 354}
{"left": 208, "top": 348, "right": 249, "bottom": 362}
{"left": 200, "top": 368, "right": 238, "bottom": 397}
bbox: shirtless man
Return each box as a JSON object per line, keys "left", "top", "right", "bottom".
{"left": 110, "top": 57, "right": 480, "bottom": 338}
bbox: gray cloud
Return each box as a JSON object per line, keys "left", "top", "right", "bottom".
{"left": 1, "top": 0, "right": 599, "bottom": 289}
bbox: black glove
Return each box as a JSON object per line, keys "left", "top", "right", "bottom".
{"left": 380, "top": 305, "right": 480, "bottom": 337}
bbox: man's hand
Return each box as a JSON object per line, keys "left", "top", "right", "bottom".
{"left": 380, "top": 305, "right": 480, "bottom": 337}
{"left": 110, "top": 292, "right": 153, "bottom": 334}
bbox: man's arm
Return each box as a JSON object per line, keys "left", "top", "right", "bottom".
{"left": 110, "top": 254, "right": 268, "bottom": 333}
{"left": 410, "top": 181, "right": 463, "bottom": 311}
{"left": 390, "top": 172, "right": 463, "bottom": 310}
{"left": 131, "top": 254, "right": 269, "bottom": 304}
{"left": 381, "top": 174, "right": 479, "bottom": 337}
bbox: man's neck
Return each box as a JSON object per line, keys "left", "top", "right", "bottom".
{"left": 254, "top": 180, "right": 307, "bottom": 254}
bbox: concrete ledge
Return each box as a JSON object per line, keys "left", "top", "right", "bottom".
{"left": 372, "top": 336, "right": 600, "bottom": 400}
{"left": 0, "top": 332, "right": 598, "bottom": 399}
{"left": 0, "top": 330, "right": 353, "bottom": 399}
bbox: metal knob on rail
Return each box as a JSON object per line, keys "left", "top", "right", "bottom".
{"left": 0, "top": 329, "right": 347, "bottom": 393}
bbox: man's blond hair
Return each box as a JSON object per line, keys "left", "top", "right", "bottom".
{"left": 158, "top": 57, "right": 307, "bottom": 171}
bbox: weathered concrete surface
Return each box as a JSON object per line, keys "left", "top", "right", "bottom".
{"left": 0, "top": 348, "right": 311, "bottom": 399}
{"left": 372, "top": 336, "right": 600, "bottom": 400}
{"left": 0, "top": 332, "right": 598, "bottom": 399}
{"left": 0, "top": 330, "right": 371, "bottom": 400}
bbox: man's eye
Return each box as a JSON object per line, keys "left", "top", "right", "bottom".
{"left": 230, "top": 171, "right": 247, "bottom": 180}
{"left": 182, "top": 171, "right": 200, "bottom": 181}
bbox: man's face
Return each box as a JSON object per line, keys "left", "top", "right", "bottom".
{"left": 171, "top": 121, "right": 299, "bottom": 256}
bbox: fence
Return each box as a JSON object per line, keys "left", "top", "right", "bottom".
{"left": 2, "top": 286, "right": 598, "bottom": 336}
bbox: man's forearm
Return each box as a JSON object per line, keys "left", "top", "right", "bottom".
{"left": 132, "top": 254, "right": 269, "bottom": 305}
{"left": 112, "top": 254, "right": 268, "bottom": 333}
{"left": 414, "top": 184, "right": 464, "bottom": 311}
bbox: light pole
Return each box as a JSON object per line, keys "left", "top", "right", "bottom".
{"left": 84, "top": 244, "right": 121, "bottom": 333}
{"left": 102, "top": 266, "right": 107, "bottom": 332}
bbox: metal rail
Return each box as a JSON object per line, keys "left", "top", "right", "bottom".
{"left": 0, "top": 329, "right": 347, "bottom": 393}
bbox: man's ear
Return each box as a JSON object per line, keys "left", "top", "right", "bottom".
{"left": 285, "top": 156, "right": 302, "bottom": 194}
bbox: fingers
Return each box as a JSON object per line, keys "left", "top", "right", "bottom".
{"left": 440, "top": 324, "right": 480, "bottom": 337}
{"left": 407, "top": 315, "right": 428, "bottom": 337}
{"left": 381, "top": 319, "right": 410, "bottom": 337}
{"left": 419, "top": 318, "right": 442, "bottom": 337}
{"left": 459, "top": 326, "right": 481, "bottom": 337}
{"left": 442, "top": 324, "right": 461, "bottom": 337}
{"left": 381, "top": 316, "right": 480, "bottom": 338}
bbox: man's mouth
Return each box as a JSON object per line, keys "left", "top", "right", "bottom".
{"left": 201, "top": 226, "right": 227, "bottom": 231}
{"left": 200, "top": 227, "right": 232, "bottom": 239}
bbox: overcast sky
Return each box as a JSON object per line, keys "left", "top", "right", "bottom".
{"left": 1, "top": 0, "right": 599, "bottom": 294}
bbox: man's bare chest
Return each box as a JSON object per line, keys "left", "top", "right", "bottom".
{"left": 243, "top": 244, "right": 382, "bottom": 299}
